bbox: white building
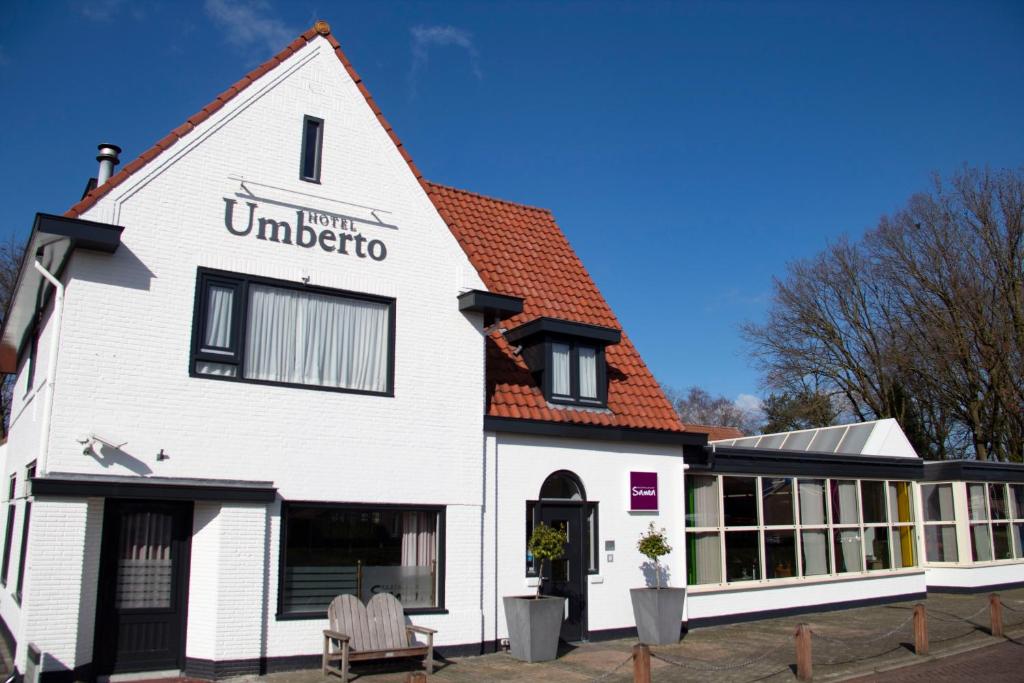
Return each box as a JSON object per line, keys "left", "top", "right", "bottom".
{"left": 0, "top": 20, "right": 1020, "bottom": 683}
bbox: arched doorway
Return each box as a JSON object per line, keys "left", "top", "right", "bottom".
{"left": 527, "top": 470, "right": 595, "bottom": 642}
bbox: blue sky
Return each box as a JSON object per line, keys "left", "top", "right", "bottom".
{"left": 1, "top": 1, "right": 1022, "bottom": 413}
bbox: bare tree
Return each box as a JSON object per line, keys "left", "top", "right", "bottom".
{"left": 744, "top": 167, "right": 1024, "bottom": 461}
{"left": 761, "top": 388, "right": 840, "bottom": 434}
{"left": 664, "top": 385, "right": 763, "bottom": 435}
{"left": 0, "top": 234, "right": 25, "bottom": 438}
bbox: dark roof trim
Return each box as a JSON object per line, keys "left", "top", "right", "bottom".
{"left": 504, "top": 316, "right": 622, "bottom": 346}
{"left": 922, "top": 460, "right": 1024, "bottom": 483}
{"left": 457, "top": 289, "right": 524, "bottom": 325}
{"left": 31, "top": 472, "right": 276, "bottom": 502}
{"left": 693, "top": 445, "right": 925, "bottom": 480}
{"left": 485, "top": 415, "right": 703, "bottom": 449}
{"left": 0, "top": 213, "right": 124, "bottom": 373}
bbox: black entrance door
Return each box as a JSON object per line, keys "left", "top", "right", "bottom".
{"left": 95, "top": 500, "right": 193, "bottom": 675}
{"left": 538, "top": 503, "right": 586, "bottom": 642}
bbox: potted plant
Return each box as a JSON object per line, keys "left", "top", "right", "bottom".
{"left": 630, "top": 522, "right": 685, "bottom": 645}
{"left": 503, "top": 522, "right": 567, "bottom": 662}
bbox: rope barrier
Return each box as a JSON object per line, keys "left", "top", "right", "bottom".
{"left": 649, "top": 643, "right": 783, "bottom": 673}
{"left": 588, "top": 652, "right": 634, "bottom": 681}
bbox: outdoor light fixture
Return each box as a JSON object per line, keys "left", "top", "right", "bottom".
{"left": 76, "top": 433, "right": 127, "bottom": 455}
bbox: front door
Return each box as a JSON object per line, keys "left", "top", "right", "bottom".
{"left": 539, "top": 504, "right": 586, "bottom": 642}
{"left": 95, "top": 499, "right": 193, "bottom": 675}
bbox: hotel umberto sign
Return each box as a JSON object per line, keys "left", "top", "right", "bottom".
{"left": 221, "top": 180, "right": 392, "bottom": 262}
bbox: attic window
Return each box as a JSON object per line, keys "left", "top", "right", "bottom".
{"left": 505, "top": 317, "right": 621, "bottom": 408}
{"left": 300, "top": 115, "right": 324, "bottom": 183}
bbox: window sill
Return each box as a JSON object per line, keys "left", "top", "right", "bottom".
{"left": 687, "top": 567, "right": 926, "bottom": 595}
{"left": 276, "top": 607, "right": 447, "bottom": 621}
{"left": 191, "top": 369, "right": 394, "bottom": 398}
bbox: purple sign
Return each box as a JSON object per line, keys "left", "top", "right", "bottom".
{"left": 630, "top": 472, "right": 658, "bottom": 511}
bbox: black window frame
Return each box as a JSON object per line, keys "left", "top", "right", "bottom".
{"left": 276, "top": 501, "right": 447, "bottom": 620}
{"left": 300, "top": 115, "right": 324, "bottom": 183}
{"left": 542, "top": 336, "right": 608, "bottom": 408}
{"left": 1, "top": 474, "right": 16, "bottom": 587}
{"left": 190, "top": 267, "right": 397, "bottom": 397}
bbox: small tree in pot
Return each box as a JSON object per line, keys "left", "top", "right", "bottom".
{"left": 630, "top": 522, "right": 686, "bottom": 645}
{"left": 503, "top": 522, "right": 568, "bottom": 662}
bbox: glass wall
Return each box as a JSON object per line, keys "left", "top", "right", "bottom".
{"left": 686, "top": 474, "right": 916, "bottom": 586}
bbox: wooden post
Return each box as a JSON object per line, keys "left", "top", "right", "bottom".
{"left": 990, "top": 593, "right": 1004, "bottom": 638}
{"left": 405, "top": 673, "right": 427, "bottom": 683}
{"left": 633, "top": 643, "right": 651, "bottom": 683}
{"left": 794, "top": 623, "right": 812, "bottom": 682}
{"left": 913, "top": 604, "right": 928, "bottom": 656}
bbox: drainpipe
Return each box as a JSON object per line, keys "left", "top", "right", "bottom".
{"left": 32, "top": 258, "right": 65, "bottom": 477}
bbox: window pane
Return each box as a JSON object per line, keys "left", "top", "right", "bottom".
{"left": 551, "top": 343, "right": 570, "bottom": 395}
{"left": 925, "top": 525, "right": 958, "bottom": 562}
{"left": 863, "top": 527, "right": 891, "bottom": 570}
{"left": 970, "top": 523, "right": 993, "bottom": 561}
{"left": 195, "top": 361, "right": 238, "bottom": 377}
{"left": 833, "top": 529, "right": 863, "bottom": 572}
{"left": 686, "top": 532, "right": 722, "bottom": 585}
{"left": 685, "top": 476, "right": 719, "bottom": 527}
{"left": 245, "top": 285, "right": 389, "bottom": 392}
{"left": 888, "top": 482, "right": 914, "bottom": 523}
{"left": 526, "top": 504, "right": 535, "bottom": 575}
{"left": 203, "top": 285, "right": 234, "bottom": 351}
{"left": 587, "top": 504, "right": 597, "bottom": 572}
{"left": 762, "top": 478, "right": 794, "bottom": 526}
{"left": 1011, "top": 485, "right": 1024, "bottom": 519}
{"left": 922, "top": 484, "right": 955, "bottom": 522}
{"left": 578, "top": 346, "right": 597, "bottom": 399}
{"left": 892, "top": 525, "right": 916, "bottom": 568}
{"left": 283, "top": 507, "right": 438, "bottom": 613}
{"left": 992, "top": 524, "right": 1012, "bottom": 560}
{"left": 968, "top": 483, "right": 988, "bottom": 520}
{"left": 989, "top": 484, "right": 1009, "bottom": 520}
{"left": 801, "top": 530, "right": 830, "bottom": 576}
{"left": 765, "top": 530, "right": 796, "bottom": 579}
{"left": 722, "top": 477, "right": 758, "bottom": 527}
{"left": 116, "top": 510, "right": 173, "bottom": 609}
{"left": 724, "top": 530, "right": 760, "bottom": 582}
{"left": 860, "top": 481, "right": 886, "bottom": 524}
{"left": 302, "top": 118, "right": 321, "bottom": 179}
{"left": 830, "top": 480, "right": 859, "bottom": 525}
{"left": 1014, "top": 523, "right": 1024, "bottom": 559}
{"left": 799, "top": 479, "right": 827, "bottom": 525}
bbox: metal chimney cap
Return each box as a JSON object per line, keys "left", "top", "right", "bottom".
{"left": 96, "top": 143, "right": 122, "bottom": 161}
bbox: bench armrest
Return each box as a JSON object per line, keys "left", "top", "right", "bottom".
{"left": 406, "top": 625, "right": 437, "bottom": 635}
{"left": 323, "top": 629, "right": 351, "bottom": 641}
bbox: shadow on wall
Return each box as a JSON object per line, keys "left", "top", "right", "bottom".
{"left": 640, "top": 561, "right": 671, "bottom": 588}
{"left": 86, "top": 442, "right": 153, "bottom": 476}
{"left": 73, "top": 243, "right": 155, "bottom": 292}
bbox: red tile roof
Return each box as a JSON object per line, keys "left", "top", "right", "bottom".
{"left": 65, "top": 21, "right": 689, "bottom": 435}
{"left": 682, "top": 424, "right": 746, "bottom": 441}
{"left": 427, "top": 183, "right": 686, "bottom": 432}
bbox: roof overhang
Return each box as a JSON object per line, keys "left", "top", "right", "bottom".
{"left": 0, "top": 213, "right": 123, "bottom": 373}
{"left": 484, "top": 415, "right": 706, "bottom": 454}
{"left": 504, "top": 316, "right": 622, "bottom": 346}
{"left": 923, "top": 459, "right": 1024, "bottom": 483}
{"left": 31, "top": 472, "right": 276, "bottom": 502}
{"left": 692, "top": 445, "right": 925, "bottom": 480}
{"left": 457, "top": 289, "right": 524, "bottom": 326}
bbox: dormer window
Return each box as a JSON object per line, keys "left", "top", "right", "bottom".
{"left": 505, "top": 317, "right": 621, "bottom": 408}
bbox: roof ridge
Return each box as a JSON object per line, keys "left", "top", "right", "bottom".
{"left": 426, "top": 181, "right": 552, "bottom": 214}
{"left": 65, "top": 20, "right": 428, "bottom": 219}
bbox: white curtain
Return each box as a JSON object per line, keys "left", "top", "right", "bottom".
{"left": 691, "top": 533, "right": 721, "bottom": 584}
{"left": 831, "top": 480, "right": 858, "bottom": 525}
{"left": 968, "top": 484, "right": 988, "bottom": 520}
{"left": 116, "top": 511, "right": 173, "bottom": 609}
{"left": 244, "top": 285, "right": 389, "bottom": 392}
{"left": 799, "top": 480, "right": 826, "bottom": 525}
{"left": 578, "top": 346, "right": 597, "bottom": 398}
{"left": 801, "top": 530, "right": 828, "bottom": 575}
{"left": 401, "top": 512, "right": 436, "bottom": 567}
{"left": 834, "top": 529, "right": 862, "bottom": 572}
{"left": 203, "top": 285, "right": 234, "bottom": 350}
{"left": 551, "top": 343, "right": 571, "bottom": 395}
{"left": 688, "top": 476, "right": 719, "bottom": 527}
{"left": 971, "top": 524, "right": 993, "bottom": 561}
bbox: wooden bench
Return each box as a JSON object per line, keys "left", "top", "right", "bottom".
{"left": 322, "top": 593, "right": 436, "bottom": 680}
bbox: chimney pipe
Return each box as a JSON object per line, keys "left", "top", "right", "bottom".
{"left": 96, "top": 143, "right": 122, "bottom": 186}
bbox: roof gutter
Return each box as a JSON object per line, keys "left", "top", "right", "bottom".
{"left": 32, "top": 257, "right": 64, "bottom": 477}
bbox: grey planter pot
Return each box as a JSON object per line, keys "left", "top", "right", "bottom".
{"left": 630, "top": 587, "right": 686, "bottom": 645}
{"left": 503, "top": 595, "right": 566, "bottom": 662}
